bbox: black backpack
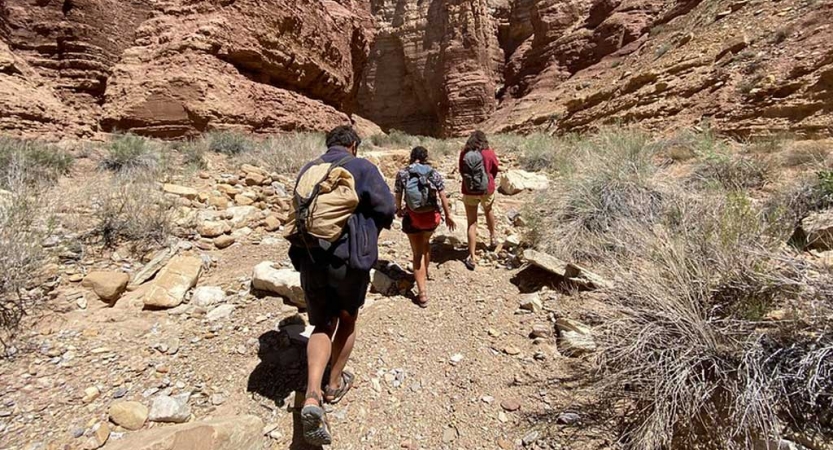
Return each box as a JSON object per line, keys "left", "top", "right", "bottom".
{"left": 461, "top": 150, "right": 488, "bottom": 194}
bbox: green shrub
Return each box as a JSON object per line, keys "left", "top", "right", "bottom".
{"left": 100, "top": 134, "right": 161, "bottom": 173}
{"left": 207, "top": 131, "right": 255, "bottom": 155}
{"left": 177, "top": 140, "right": 208, "bottom": 170}
{"left": 0, "top": 136, "right": 73, "bottom": 188}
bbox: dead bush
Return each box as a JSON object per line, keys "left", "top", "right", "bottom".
{"left": 88, "top": 176, "right": 174, "bottom": 250}
{"left": 692, "top": 155, "right": 773, "bottom": 191}
{"left": 0, "top": 136, "right": 73, "bottom": 187}
{"left": 0, "top": 156, "right": 53, "bottom": 345}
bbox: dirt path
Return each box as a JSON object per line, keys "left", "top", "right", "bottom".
{"left": 0, "top": 153, "right": 607, "bottom": 450}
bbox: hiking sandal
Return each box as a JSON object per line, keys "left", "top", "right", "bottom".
{"left": 324, "top": 371, "right": 355, "bottom": 405}
{"left": 301, "top": 394, "right": 332, "bottom": 446}
{"left": 464, "top": 256, "right": 476, "bottom": 271}
{"left": 416, "top": 292, "right": 429, "bottom": 309}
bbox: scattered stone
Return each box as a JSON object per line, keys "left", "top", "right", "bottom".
{"left": 564, "top": 262, "right": 612, "bottom": 290}
{"left": 81, "top": 272, "right": 129, "bottom": 303}
{"left": 148, "top": 393, "right": 191, "bottom": 423}
{"left": 498, "top": 170, "right": 549, "bottom": 195}
{"left": 503, "top": 345, "right": 521, "bottom": 356}
{"left": 798, "top": 210, "right": 833, "bottom": 250}
{"left": 84, "top": 422, "right": 110, "bottom": 449}
{"left": 557, "top": 412, "right": 581, "bottom": 425}
{"left": 143, "top": 256, "right": 203, "bottom": 309}
{"left": 263, "top": 215, "right": 281, "bottom": 232}
{"left": 449, "top": 353, "right": 464, "bottom": 365}
{"left": 130, "top": 248, "right": 175, "bottom": 288}
{"left": 498, "top": 411, "right": 509, "bottom": 423}
{"left": 76, "top": 297, "right": 88, "bottom": 310}
{"left": 68, "top": 273, "right": 83, "bottom": 282}
{"left": 519, "top": 293, "right": 543, "bottom": 313}
{"left": 109, "top": 401, "right": 148, "bottom": 431}
{"left": 501, "top": 398, "right": 521, "bottom": 412}
{"left": 198, "top": 221, "right": 230, "bottom": 238}
{"left": 163, "top": 184, "right": 198, "bottom": 200}
{"left": 83, "top": 386, "right": 101, "bottom": 403}
{"left": 556, "top": 318, "right": 597, "bottom": 356}
{"left": 206, "top": 304, "right": 235, "bottom": 321}
{"left": 522, "top": 430, "right": 540, "bottom": 445}
{"left": 191, "top": 286, "right": 225, "bottom": 307}
{"left": 113, "top": 387, "right": 128, "bottom": 399}
{"left": 530, "top": 323, "right": 553, "bottom": 339}
{"left": 106, "top": 415, "right": 264, "bottom": 450}
{"left": 481, "top": 395, "right": 494, "bottom": 404}
{"left": 442, "top": 427, "right": 458, "bottom": 443}
{"left": 524, "top": 249, "right": 569, "bottom": 277}
{"left": 213, "top": 235, "right": 235, "bottom": 249}
{"left": 251, "top": 262, "right": 305, "bottom": 307}
{"left": 235, "top": 194, "right": 255, "bottom": 206}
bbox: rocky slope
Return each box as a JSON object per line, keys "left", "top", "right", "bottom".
{"left": 1, "top": 0, "right": 831, "bottom": 139}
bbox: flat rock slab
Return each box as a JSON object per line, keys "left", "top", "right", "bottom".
{"left": 163, "top": 183, "right": 198, "bottom": 200}
{"left": 143, "top": 256, "right": 203, "bottom": 308}
{"left": 105, "top": 415, "right": 264, "bottom": 450}
{"left": 130, "top": 247, "right": 176, "bottom": 288}
{"left": 523, "top": 249, "right": 568, "bottom": 278}
{"left": 148, "top": 393, "right": 191, "bottom": 424}
{"left": 251, "top": 262, "right": 305, "bottom": 308}
{"left": 799, "top": 209, "right": 833, "bottom": 250}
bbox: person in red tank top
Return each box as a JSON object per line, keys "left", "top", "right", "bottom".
{"left": 459, "top": 131, "right": 500, "bottom": 271}
{"left": 394, "top": 146, "right": 456, "bottom": 307}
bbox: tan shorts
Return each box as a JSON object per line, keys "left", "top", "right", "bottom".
{"left": 462, "top": 192, "right": 495, "bottom": 210}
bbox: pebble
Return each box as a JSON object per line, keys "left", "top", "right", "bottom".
{"left": 442, "top": 427, "right": 458, "bottom": 443}
{"left": 481, "top": 395, "right": 494, "bottom": 404}
{"left": 501, "top": 398, "right": 521, "bottom": 412}
{"left": 523, "top": 430, "right": 540, "bottom": 445}
{"left": 210, "top": 393, "right": 227, "bottom": 406}
{"left": 449, "top": 353, "right": 464, "bottom": 365}
{"left": 557, "top": 412, "right": 581, "bottom": 424}
{"left": 112, "top": 387, "right": 128, "bottom": 399}
{"left": 503, "top": 345, "right": 521, "bottom": 356}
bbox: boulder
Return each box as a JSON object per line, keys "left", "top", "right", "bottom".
{"left": 143, "top": 256, "right": 203, "bottom": 308}
{"left": 163, "top": 184, "right": 198, "bottom": 200}
{"left": 198, "top": 221, "right": 230, "bottom": 238}
{"left": 81, "top": 272, "right": 129, "bottom": 302}
{"left": 148, "top": 393, "right": 191, "bottom": 424}
{"left": 109, "top": 401, "right": 148, "bottom": 431}
{"left": 105, "top": 415, "right": 264, "bottom": 450}
{"left": 251, "top": 262, "right": 305, "bottom": 307}
{"left": 191, "top": 286, "right": 225, "bottom": 307}
{"left": 213, "top": 235, "right": 236, "bottom": 249}
{"left": 370, "top": 261, "right": 415, "bottom": 296}
{"left": 498, "top": 170, "right": 550, "bottom": 196}
{"left": 226, "top": 206, "right": 260, "bottom": 228}
{"left": 555, "top": 318, "right": 596, "bottom": 357}
{"left": 799, "top": 210, "right": 833, "bottom": 250}
{"left": 130, "top": 248, "right": 175, "bottom": 288}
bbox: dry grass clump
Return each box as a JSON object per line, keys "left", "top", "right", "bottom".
{"left": 235, "top": 132, "right": 324, "bottom": 174}
{"left": 692, "top": 154, "right": 773, "bottom": 191}
{"left": 206, "top": 131, "right": 255, "bottom": 155}
{"left": 87, "top": 175, "right": 174, "bottom": 250}
{"left": 0, "top": 136, "right": 73, "bottom": 186}
{"left": 368, "top": 130, "right": 419, "bottom": 149}
{"left": 524, "top": 128, "right": 660, "bottom": 262}
{"left": 492, "top": 132, "right": 573, "bottom": 173}
{"left": 780, "top": 142, "right": 830, "bottom": 168}
{"left": 528, "top": 127, "right": 832, "bottom": 448}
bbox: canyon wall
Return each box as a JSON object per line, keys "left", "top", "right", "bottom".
{"left": 1, "top": 0, "right": 831, "bottom": 139}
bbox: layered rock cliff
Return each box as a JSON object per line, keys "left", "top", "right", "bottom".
{"left": 1, "top": 0, "right": 831, "bottom": 139}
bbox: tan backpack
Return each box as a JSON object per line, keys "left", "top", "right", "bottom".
{"left": 284, "top": 156, "right": 359, "bottom": 247}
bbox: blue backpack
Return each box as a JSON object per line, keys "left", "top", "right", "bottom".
{"left": 405, "top": 164, "right": 437, "bottom": 213}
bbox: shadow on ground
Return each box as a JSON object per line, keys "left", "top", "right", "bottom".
{"left": 247, "top": 320, "right": 323, "bottom": 450}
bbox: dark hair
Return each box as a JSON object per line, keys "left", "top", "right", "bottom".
{"left": 409, "top": 146, "right": 429, "bottom": 164}
{"left": 464, "top": 130, "right": 489, "bottom": 153}
{"left": 326, "top": 125, "right": 361, "bottom": 149}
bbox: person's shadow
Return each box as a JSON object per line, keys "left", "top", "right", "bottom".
{"left": 247, "top": 316, "right": 323, "bottom": 449}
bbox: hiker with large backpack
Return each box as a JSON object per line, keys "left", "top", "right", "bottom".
{"left": 285, "top": 125, "right": 395, "bottom": 446}
{"left": 394, "top": 146, "right": 456, "bottom": 308}
{"left": 458, "top": 130, "right": 500, "bottom": 271}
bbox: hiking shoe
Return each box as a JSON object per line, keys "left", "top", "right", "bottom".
{"left": 464, "top": 256, "right": 476, "bottom": 271}
{"left": 301, "top": 403, "right": 332, "bottom": 445}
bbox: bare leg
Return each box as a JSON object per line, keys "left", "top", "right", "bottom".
{"left": 304, "top": 322, "right": 336, "bottom": 406}
{"left": 326, "top": 310, "right": 357, "bottom": 396}
{"left": 465, "top": 203, "right": 479, "bottom": 262}
{"left": 484, "top": 203, "right": 496, "bottom": 247}
{"left": 423, "top": 232, "right": 433, "bottom": 281}
{"left": 408, "top": 233, "right": 428, "bottom": 299}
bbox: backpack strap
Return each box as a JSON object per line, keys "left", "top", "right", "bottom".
{"left": 293, "top": 154, "right": 355, "bottom": 249}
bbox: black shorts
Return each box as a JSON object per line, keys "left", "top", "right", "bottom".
{"left": 297, "top": 250, "right": 370, "bottom": 326}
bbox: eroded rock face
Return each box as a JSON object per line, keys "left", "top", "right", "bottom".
{"left": 357, "top": 0, "right": 502, "bottom": 137}
{"left": 2, "top": 0, "right": 832, "bottom": 138}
